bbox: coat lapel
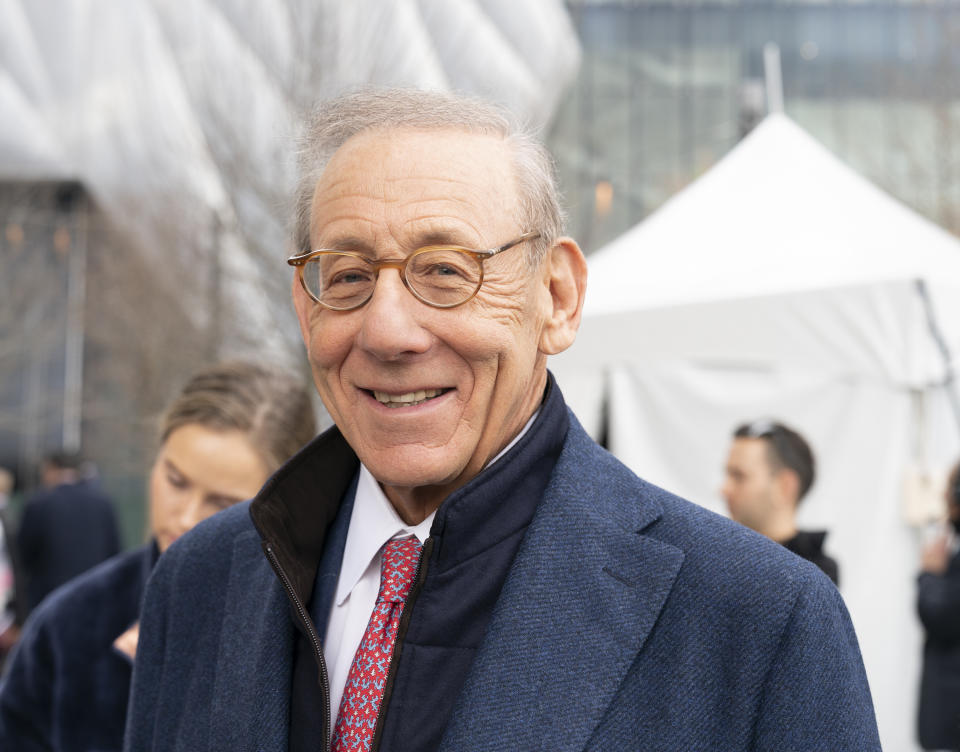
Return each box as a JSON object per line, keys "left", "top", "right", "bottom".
{"left": 440, "top": 427, "right": 685, "bottom": 751}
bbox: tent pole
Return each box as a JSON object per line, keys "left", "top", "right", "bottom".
{"left": 915, "top": 279, "right": 960, "bottom": 436}
{"left": 763, "top": 42, "right": 784, "bottom": 115}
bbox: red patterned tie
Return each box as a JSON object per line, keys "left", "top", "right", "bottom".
{"left": 331, "top": 536, "right": 422, "bottom": 751}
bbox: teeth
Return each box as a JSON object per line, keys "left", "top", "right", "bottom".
{"left": 373, "top": 388, "right": 445, "bottom": 407}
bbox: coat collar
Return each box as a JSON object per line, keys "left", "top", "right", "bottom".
{"left": 249, "top": 426, "right": 359, "bottom": 604}
{"left": 248, "top": 375, "right": 566, "bottom": 606}
{"left": 439, "top": 413, "right": 685, "bottom": 751}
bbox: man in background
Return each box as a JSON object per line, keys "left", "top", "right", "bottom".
{"left": 17, "top": 452, "right": 120, "bottom": 611}
{"left": 722, "top": 419, "right": 839, "bottom": 584}
{"left": 916, "top": 459, "right": 960, "bottom": 751}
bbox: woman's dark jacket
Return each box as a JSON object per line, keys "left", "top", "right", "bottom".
{"left": 917, "top": 546, "right": 960, "bottom": 750}
{"left": 0, "top": 543, "right": 157, "bottom": 752}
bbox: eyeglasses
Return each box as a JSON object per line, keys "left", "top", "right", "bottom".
{"left": 287, "top": 231, "right": 540, "bottom": 311}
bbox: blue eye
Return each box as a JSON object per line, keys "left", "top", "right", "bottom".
{"left": 331, "top": 269, "right": 373, "bottom": 285}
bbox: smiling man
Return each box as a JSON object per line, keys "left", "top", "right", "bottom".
{"left": 125, "top": 89, "right": 880, "bottom": 752}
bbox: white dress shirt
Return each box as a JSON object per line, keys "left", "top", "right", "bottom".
{"left": 323, "top": 409, "right": 539, "bottom": 730}
{"left": 323, "top": 466, "right": 433, "bottom": 730}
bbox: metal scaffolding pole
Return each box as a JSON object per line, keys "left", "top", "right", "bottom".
{"left": 916, "top": 278, "right": 960, "bottom": 437}
{"left": 62, "top": 199, "right": 87, "bottom": 452}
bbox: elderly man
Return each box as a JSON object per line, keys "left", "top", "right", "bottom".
{"left": 126, "top": 89, "right": 880, "bottom": 751}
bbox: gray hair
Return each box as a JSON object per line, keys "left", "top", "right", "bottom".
{"left": 293, "top": 88, "right": 565, "bottom": 268}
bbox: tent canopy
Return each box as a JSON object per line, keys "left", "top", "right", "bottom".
{"left": 585, "top": 113, "right": 960, "bottom": 315}
{"left": 560, "top": 113, "right": 960, "bottom": 433}
{"left": 552, "top": 113, "right": 960, "bottom": 752}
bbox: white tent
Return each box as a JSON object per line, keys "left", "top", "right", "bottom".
{"left": 552, "top": 113, "right": 960, "bottom": 752}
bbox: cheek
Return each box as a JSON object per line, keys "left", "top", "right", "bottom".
{"left": 148, "top": 472, "right": 179, "bottom": 529}
{"left": 459, "top": 299, "right": 536, "bottom": 361}
{"left": 730, "top": 480, "right": 749, "bottom": 502}
{"left": 305, "top": 315, "right": 355, "bottom": 374}
{"left": 456, "top": 317, "right": 543, "bottom": 406}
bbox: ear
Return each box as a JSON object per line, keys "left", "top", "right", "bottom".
{"left": 291, "top": 273, "right": 315, "bottom": 347}
{"left": 775, "top": 468, "right": 801, "bottom": 508}
{"left": 538, "top": 237, "right": 588, "bottom": 355}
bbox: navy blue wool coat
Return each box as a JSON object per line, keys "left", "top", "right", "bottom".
{"left": 125, "top": 412, "right": 880, "bottom": 751}
{"left": 18, "top": 479, "right": 121, "bottom": 611}
{"left": 0, "top": 543, "right": 156, "bottom": 752}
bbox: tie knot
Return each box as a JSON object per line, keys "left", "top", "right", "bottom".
{"left": 378, "top": 536, "right": 422, "bottom": 605}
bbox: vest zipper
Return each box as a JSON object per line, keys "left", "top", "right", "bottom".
{"left": 369, "top": 535, "right": 434, "bottom": 752}
{"left": 263, "top": 542, "right": 332, "bottom": 748}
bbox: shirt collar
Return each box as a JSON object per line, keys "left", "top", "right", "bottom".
{"left": 335, "top": 465, "right": 434, "bottom": 606}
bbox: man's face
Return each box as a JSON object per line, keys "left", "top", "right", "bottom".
{"left": 947, "top": 466, "right": 960, "bottom": 523}
{"left": 722, "top": 437, "right": 778, "bottom": 531}
{"left": 293, "top": 128, "right": 554, "bottom": 511}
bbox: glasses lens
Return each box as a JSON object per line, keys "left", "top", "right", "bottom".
{"left": 406, "top": 249, "right": 481, "bottom": 307}
{"left": 304, "top": 254, "right": 375, "bottom": 309}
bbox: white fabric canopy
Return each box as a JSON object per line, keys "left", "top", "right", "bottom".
{"left": 553, "top": 114, "right": 960, "bottom": 752}
{"left": 0, "top": 0, "right": 580, "bottom": 360}
{"left": 586, "top": 114, "right": 960, "bottom": 316}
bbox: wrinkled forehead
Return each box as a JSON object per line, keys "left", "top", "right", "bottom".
{"left": 309, "top": 127, "right": 520, "bottom": 246}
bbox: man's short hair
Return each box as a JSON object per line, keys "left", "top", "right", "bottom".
{"left": 43, "top": 451, "right": 83, "bottom": 472}
{"left": 293, "top": 87, "right": 565, "bottom": 269}
{"left": 734, "top": 420, "right": 816, "bottom": 502}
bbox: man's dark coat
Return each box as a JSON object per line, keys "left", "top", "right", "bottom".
{"left": 126, "top": 407, "right": 880, "bottom": 751}
{"left": 917, "top": 546, "right": 960, "bottom": 750}
{"left": 0, "top": 544, "right": 156, "bottom": 751}
{"left": 18, "top": 479, "right": 120, "bottom": 611}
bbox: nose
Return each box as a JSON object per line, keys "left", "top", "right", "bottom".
{"left": 355, "top": 268, "right": 433, "bottom": 360}
{"left": 720, "top": 478, "right": 733, "bottom": 504}
{"left": 173, "top": 493, "right": 204, "bottom": 536}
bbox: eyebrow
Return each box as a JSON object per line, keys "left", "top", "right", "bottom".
{"left": 415, "top": 230, "right": 471, "bottom": 247}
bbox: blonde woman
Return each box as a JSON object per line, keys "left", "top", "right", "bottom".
{"left": 0, "top": 361, "right": 316, "bottom": 752}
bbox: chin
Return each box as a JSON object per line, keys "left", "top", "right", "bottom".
{"left": 363, "top": 447, "right": 467, "bottom": 491}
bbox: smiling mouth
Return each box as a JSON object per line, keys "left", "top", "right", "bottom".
{"left": 371, "top": 388, "right": 450, "bottom": 408}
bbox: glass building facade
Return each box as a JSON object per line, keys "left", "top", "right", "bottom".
{"left": 549, "top": 0, "right": 960, "bottom": 254}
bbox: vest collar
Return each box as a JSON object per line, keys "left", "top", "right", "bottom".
{"left": 249, "top": 372, "right": 568, "bottom": 605}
